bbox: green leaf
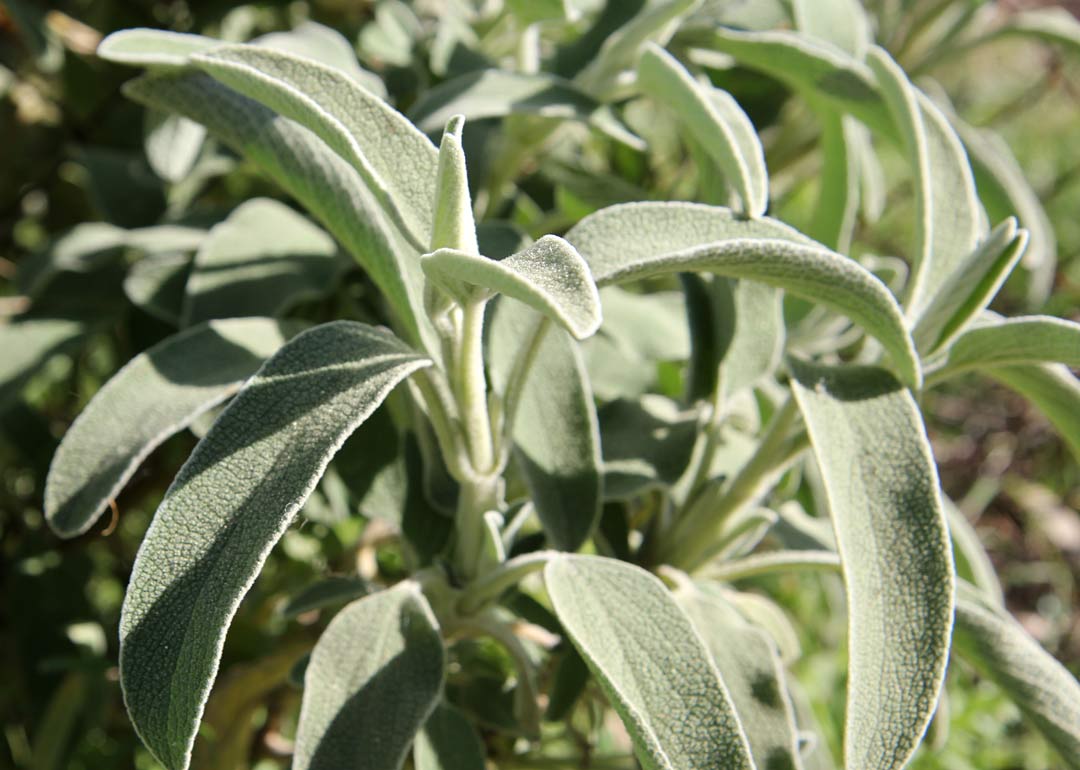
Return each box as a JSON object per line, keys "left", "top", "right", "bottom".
{"left": 0, "top": 319, "right": 85, "bottom": 411}
{"left": 719, "top": 279, "right": 784, "bottom": 398}
{"left": 953, "top": 583, "right": 1080, "bottom": 768}
{"left": 789, "top": 359, "right": 954, "bottom": 770}
{"left": 123, "top": 252, "right": 192, "bottom": 324}
{"left": 182, "top": 199, "right": 344, "bottom": 326}
{"left": 45, "top": 318, "right": 297, "bottom": 538}
{"left": 191, "top": 45, "right": 438, "bottom": 250}
{"left": 576, "top": 0, "right": 703, "bottom": 97}
{"left": 567, "top": 202, "right": 921, "bottom": 388}
{"left": 706, "top": 28, "right": 894, "bottom": 138}
{"left": 409, "top": 69, "right": 643, "bottom": 149}
{"left": 122, "top": 70, "right": 429, "bottom": 350}
{"left": 599, "top": 395, "right": 698, "bottom": 499}
{"left": 927, "top": 315, "right": 1080, "bottom": 383}
{"left": 118, "top": 321, "right": 430, "bottom": 770}
{"left": 989, "top": 364, "right": 1080, "bottom": 462}
{"left": 294, "top": 584, "right": 445, "bottom": 770}
{"left": 544, "top": 555, "right": 754, "bottom": 769}
{"left": 912, "top": 219, "right": 1028, "bottom": 355}
{"left": 278, "top": 576, "right": 370, "bottom": 620}
{"left": 637, "top": 44, "right": 768, "bottom": 217}
{"left": 945, "top": 500, "right": 1003, "bottom": 607}
{"left": 597, "top": 287, "right": 690, "bottom": 362}
{"left": 489, "top": 302, "right": 602, "bottom": 552}
{"left": 414, "top": 703, "right": 487, "bottom": 770}
{"left": 866, "top": 46, "right": 983, "bottom": 319}
{"left": 993, "top": 6, "right": 1080, "bottom": 55}
{"left": 807, "top": 113, "right": 860, "bottom": 252}
{"left": 144, "top": 110, "right": 206, "bottom": 183}
{"left": 679, "top": 585, "right": 804, "bottom": 770}
{"left": 98, "top": 28, "right": 219, "bottom": 67}
{"left": 253, "top": 21, "right": 386, "bottom": 97}
{"left": 422, "top": 236, "right": 601, "bottom": 339}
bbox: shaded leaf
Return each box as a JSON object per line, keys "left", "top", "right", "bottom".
{"left": 123, "top": 252, "right": 192, "bottom": 324}
{"left": 295, "top": 584, "right": 445, "bottom": 770}
{"left": 599, "top": 395, "right": 698, "bottom": 499}
{"left": 0, "top": 319, "right": 85, "bottom": 411}
{"left": 278, "top": 576, "right": 370, "bottom": 620}
{"left": 545, "top": 555, "right": 754, "bottom": 769}
{"left": 790, "top": 359, "right": 953, "bottom": 770}
{"left": 118, "top": 322, "right": 430, "bottom": 770}
{"left": 414, "top": 703, "right": 487, "bottom": 770}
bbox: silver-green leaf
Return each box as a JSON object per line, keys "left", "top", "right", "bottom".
{"left": 789, "top": 359, "right": 954, "bottom": 770}
{"left": 294, "top": 583, "right": 445, "bottom": 770}
{"left": 190, "top": 45, "right": 438, "bottom": 250}
{"left": 953, "top": 583, "right": 1080, "bottom": 768}
{"left": 544, "top": 555, "right": 754, "bottom": 770}
{"left": 45, "top": 318, "right": 297, "bottom": 538}
{"left": 927, "top": 315, "right": 1080, "bottom": 383}
{"left": 414, "top": 703, "right": 487, "bottom": 770}
{"left": 637, "top": 44, "right": 767, "bottom": 217}
{"left": 422, "top": 235, "right": 601, "bottom": 340}
{"left": 118, "top": 321, "right": 430, "bottom": 770}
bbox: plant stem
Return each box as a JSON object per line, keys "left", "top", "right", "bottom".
{"left": 410, "top": 369, "right": 468, "bottom": 480}
{"left": 455, "top": 298, "right": 496, "bottom": 475}
{"left": 457, "top": 551, "right": 555, "bottom": 615}
{"left": 662, "top": 397, "right": 804, "bottom": 570}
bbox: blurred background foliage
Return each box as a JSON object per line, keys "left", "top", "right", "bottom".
{"left": 0, "top": 0, "right": 1077, "bottom": 768}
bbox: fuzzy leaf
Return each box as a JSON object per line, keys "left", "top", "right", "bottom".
{"left": 278, "top": 576, "right": 370, "bottom": 620}
{"left": 638, "top": 44, "right": 767, "bottom": 217}
{"left": 431, "top": 116, "right": 478, "bottom": 255}
{"left": 191, "top": 45, "right": 438, "bottom": 249}
{"left": 544, "top": 555, "right": 754, "bottom": 770}
{"left": 0, "top": 319, "right": 85, "bottom": 410}
{"left": 423, "top": 236, "right": 601, "bottom": 339}
{"left": 489, "top": 302, "right": 602, "bottom": 551}
{"left": 953, "top": 583, "right": 1080, "bottom": 768}
{"left": 144, "top": 110, "right": 206, "bottom": 183}
{"left": 928, "top": 315, "right": 1080, "bottom": 383}
{"left": 598, "top": 287, "right": 690, "bottom": 361}
{"left": 680, "top": 586, "right": 805, "bottom": 770}
{"left": 118, "top": 322, "right": 430, "bottom": 770}
{"left": 913, "top": 219, "right": 1027, "bottom": 355}
{"left": 122, "top": 70, "right": 428, "bottom": 349}
{"left": 45, "top": 318, "right": 297, "bottom": 538}
{"left": 182, "top": 199, "right": 344, "bottom": 326}
{"left": 789, "top": 359, "right": 954, "bottom": 770}
{"left": 123, "top": 252, "right": 192, "bottom": 324}
{"left": 866, "top": 47, "right": 983, "bottom": 319}
{"left": 294, "top": 584, "right": 444, "bottom": 770}
{"left": 253, "top": 21, "right": 386, "bottom": 96}
{"left": 414, "top": 703, "right": 487, "bottom": 770}
{"left": 410, "top": 69, "right": 643, "bottom": 149}
{"left": 599, "top": 395, "right": 698, "bottom": 499}
{"left": 568, "top": 203, "right": 920, "bottom": 387}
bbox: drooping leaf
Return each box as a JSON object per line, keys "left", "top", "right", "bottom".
{"left": 807, "top": 112, "right": 861, "bottom": 252}
{"left": 913, "top": 219, "right": 1028, "bottom": 355}
{"left": 637, "top": 44, "right": 767, "bottom": 217}
{"left": 706, "top": 28, "right": 894, "bottom": 138}
{"left": 953, "top": 583, "right": 1080, "bottom": 768}
{"left": 45, "top": 318, "right": 298, "bottom": 538}
{"left": 253, "top": 21, "right": 386, "bottom": 96}
{"left": 927, "top": 315, "right": 1080, "bottom": 383}
{"left": 567, "top": 202, "right": 920, "bottom": 387}
{"left": 989, "top": 364, "right": 1080, "bottom": 462}
{"left": 544, "top": 555, "right": 754, "bottom": 769}
{"left": 97, "top": 28, "right": 219, "bottom": 67}
{"left": 191, "top": 45, "right": 438, "bottom": 249}
{"left": 182, "top": 199, "right": 345, "bottom": 326}
{"left": 679, "top": 585, "right": 805, "bottom": 770}
{"left": 410, "top": 69, "right": 643, "bottom": 149}
{"left": 789, "top": 359, "right": 954, "bottom": 770}
{"left": 866, "top": 46, "right": 983, "bottom": 319}
{"left": 488, "top": 301, "right": 602, "bottom": 552}
{"left": 294, "top": 584, "right": 445, "bottom": 770}
{"left": 599, "top": 395, "right": 698, "bottom": 499}
{"left": 0, "top": 319, "right": 85, "bottom": 411}
{"left": 118, "top": 322, "right": 430, "bottom": 770}
{"left": 414, "top": 703, "right": 487, "bottom": 770}
{"left": 422, "top": 235, "right": 601, "bottom": 339}
{"left": 121, "top": 70, "right": 429, "bottom": 350}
